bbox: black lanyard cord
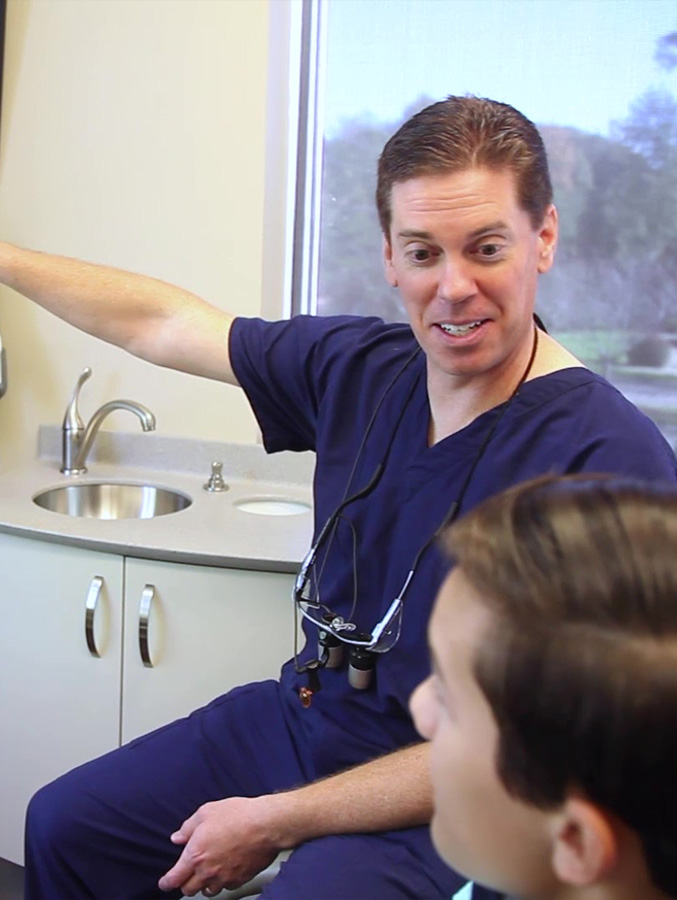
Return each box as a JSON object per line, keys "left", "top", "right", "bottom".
{"left": 293, "top": 325, "right": 541, "bottom": 675}
{"left": 410, "top": 325, "right": 541, "bottom": 575}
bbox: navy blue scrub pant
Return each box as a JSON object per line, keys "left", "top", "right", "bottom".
{"left": 24, "top": 680, "right": 466, "bottom": 899}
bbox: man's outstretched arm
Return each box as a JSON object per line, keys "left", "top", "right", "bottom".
{"left": 0, "top": 242, "right": 239, "bottom": 384}
{"left": 159, "top": 742, "right": 432, "bottom": 897}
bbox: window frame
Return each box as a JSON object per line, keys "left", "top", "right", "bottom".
{"left": 262, "top": 0, "right": 326, "bottom": 321}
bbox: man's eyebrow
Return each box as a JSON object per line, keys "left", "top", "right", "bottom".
{"left": 395, "top": 228, "right": 433, "bottom": 241}
{"left": 468, "top": 221, "right": 510, "bottom": 239}
{"left": 395, "top": 221, "right": 511, "bottom": 242}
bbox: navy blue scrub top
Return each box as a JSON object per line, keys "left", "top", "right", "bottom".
{"left": 230, "top": 315, "right": 677, "bottom": 780}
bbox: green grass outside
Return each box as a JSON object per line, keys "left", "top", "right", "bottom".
{"left": 554, "top": 330, "right": 631, "bottom": 366}
{"left": 610, "top": 366, "right": 677, "bottom": 384}
{"left": 646, "top": 407, "right": 677, "bottom": 426}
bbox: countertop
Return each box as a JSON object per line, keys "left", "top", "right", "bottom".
{"left": 0, "top": 427, "right": 315, "bottom": 573}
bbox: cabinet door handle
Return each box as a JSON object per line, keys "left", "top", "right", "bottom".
{"left": 85, "top": 576, "right": 104, "bottom": 658}
{"left": 139, "top": 584, "right": 156, "bottom": 668}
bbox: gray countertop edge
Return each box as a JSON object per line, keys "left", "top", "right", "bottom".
{"left": 0, "top": 429, "right": 316, "bottom": 573}
{"left": 0, "top": 518, "right": 306, "bottom": 573}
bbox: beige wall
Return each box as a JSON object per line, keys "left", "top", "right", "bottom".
{"left": 0, "top": 0, "right": 287, "bottom": 467}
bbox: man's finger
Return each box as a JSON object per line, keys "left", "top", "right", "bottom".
{"left": 178, "top": 871, "right": 217, "bottom": 898}
{"left": 171, "top": 811, "right": 198, "bottom": 843}
{"left": 158, "top": 853, "right": 195, "bottom": 893}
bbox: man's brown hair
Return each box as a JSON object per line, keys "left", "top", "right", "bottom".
{"left": 376, "top": 95, "right": 552, "bottom": 238}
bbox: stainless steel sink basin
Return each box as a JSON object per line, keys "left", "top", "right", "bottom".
{"left": 33, "top": 482, "right": 192, "bottom": 520}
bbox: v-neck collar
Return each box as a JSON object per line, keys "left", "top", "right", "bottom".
{"left": 410, "top": 366, "right": 596, "bottom": 476}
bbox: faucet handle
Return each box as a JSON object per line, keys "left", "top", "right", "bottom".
{"left": 63, "top": 367, "right": 92, "bottom": 432}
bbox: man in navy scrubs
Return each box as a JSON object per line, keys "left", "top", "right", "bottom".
{"left": 2, "top": 96, "right": 676, "bottom": 899}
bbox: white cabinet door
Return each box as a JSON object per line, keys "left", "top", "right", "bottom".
{"left": 121, "top": 558, "right": 297, "bottom": 744}
{"left": 0, "top": 534, "right": 123, "bottom": 864}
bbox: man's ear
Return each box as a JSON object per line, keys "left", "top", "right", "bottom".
{"left": 550, "top": 796, "right": 618, "bottom": 887}
{"left": 537, "top": 204, "right": 558, "bottom": 274}
{"left": 382, "top": 235, "right": 398, "bottom": 287}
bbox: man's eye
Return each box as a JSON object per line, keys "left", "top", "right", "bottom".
{"left": 408, "top": 247, "right": 434, "bottom": 263}
{"left": 477, "top": 243, "right": 502, "bottom": 258}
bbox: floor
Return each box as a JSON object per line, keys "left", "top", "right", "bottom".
{"left": 0, "top": 855, "right": 277, "bottom": 899}
{"left": 0, "top": 854, "right": 278, "bottom": 899}
{"left": 0, "top": 857, "right": 24, "bottom": 900}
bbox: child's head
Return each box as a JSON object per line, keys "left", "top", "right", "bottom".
{"left": 411, "top": 474, "right": 677, "bottom": 900}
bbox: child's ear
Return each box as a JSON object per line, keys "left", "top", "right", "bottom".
{"left": 550, "top": 796, "right": 618, "bottom": 887}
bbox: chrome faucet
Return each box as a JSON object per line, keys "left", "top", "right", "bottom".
{"left": 61, "top": 367, "right": 156, "bottom": 475}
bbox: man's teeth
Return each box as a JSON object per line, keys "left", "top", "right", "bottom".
{"left": 440, "top": 321, "right": 482, "bottom": 336}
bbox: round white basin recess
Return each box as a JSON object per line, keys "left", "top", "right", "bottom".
{"left": 234, "top": 497, "right": 311, "bottom": 517}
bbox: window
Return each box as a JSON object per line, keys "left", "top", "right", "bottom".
{"left": 290, "top": 0, "right": 677, "bottom": 446}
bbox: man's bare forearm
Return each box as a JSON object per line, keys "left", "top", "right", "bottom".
{"left": 262, "top": 742, "right": 432, "bottom": 849}
{"left": 0, "top": 242, "right": 237, "bottom": 383}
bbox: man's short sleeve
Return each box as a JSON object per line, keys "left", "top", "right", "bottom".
{"left": 229, "top": 315, "right": 413, "bottom": 454}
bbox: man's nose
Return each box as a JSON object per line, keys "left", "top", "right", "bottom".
{"left": 437, "top": 258, "right": 476, "bottom": 304}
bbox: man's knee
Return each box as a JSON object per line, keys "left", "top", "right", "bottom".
{"left": 26, "top": 771, "right": 87, "bottom": 853}
{"left": 260, "top": 832, "right": 462, "bottom": 900}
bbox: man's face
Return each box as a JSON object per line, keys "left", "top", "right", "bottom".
{"left": 383, "top": 167, "right": 557, "bottom": 396}
{"left": 410, "top": 569, "right": 556, "bottom": 899}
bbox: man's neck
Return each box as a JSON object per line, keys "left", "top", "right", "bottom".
{"left": 427, "top": 380, "right": 502, "bottom": 445}
{"left": 426, "top": 331, "right": 583, "bottom": 446}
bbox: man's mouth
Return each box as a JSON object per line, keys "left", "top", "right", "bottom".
{"left": 438, "top": 320, "right": 484, "bottom": 337}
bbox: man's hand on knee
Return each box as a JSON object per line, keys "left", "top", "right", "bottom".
{"left": 157, "top": 746, "right": 432, "bottom": 896}
{"left": 157, "top": 796, "right": 281, "bottom": 897}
